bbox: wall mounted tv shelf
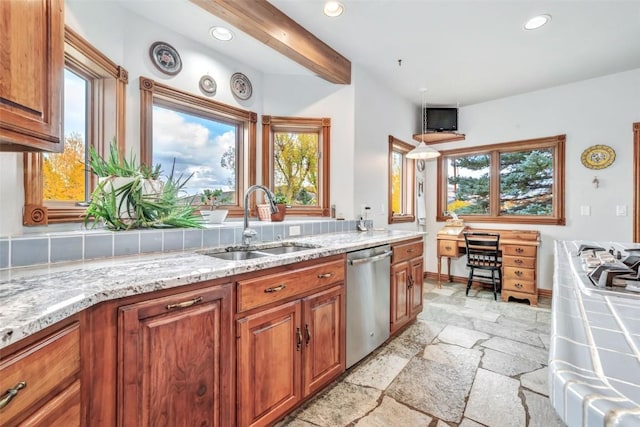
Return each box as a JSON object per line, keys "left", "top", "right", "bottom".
{"left": 413, "top": 132, "right": 466, "bottom": 144}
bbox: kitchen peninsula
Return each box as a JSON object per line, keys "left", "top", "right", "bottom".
{"left": 0, "top": 227, "right": 423, "bottom": 426}
{"left": 550, "top": 241, "right": 640, "bottom": 426}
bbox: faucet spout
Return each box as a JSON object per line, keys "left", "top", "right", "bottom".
{"left": 243, "top": 185, "right": 278, "bottom": 246}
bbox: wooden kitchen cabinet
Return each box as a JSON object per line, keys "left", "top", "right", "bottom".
{"left": 0, "top": 0, "right": 64, "bottom": 152}
{"left": 390, "top": 238, "right": 424, "bottom": 335}
{"left": 0, "top": 319, "right": 81, "bottom": 427}
{"left": 236, "top": 257, "right": 345, "bottom": 427}
{"left": 118, "top": 284, "right": 233, "bottom": 427}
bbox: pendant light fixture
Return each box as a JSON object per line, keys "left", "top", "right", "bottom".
{"left": 407, "top": 89, "right": 441, "bottom": 160}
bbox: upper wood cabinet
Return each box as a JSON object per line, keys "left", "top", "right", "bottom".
{"left": 0, "top": 0, "right": 64, "bottom": 152}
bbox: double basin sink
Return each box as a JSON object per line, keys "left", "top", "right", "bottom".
{"left": 200, "top": 242, "right": 321, "bottom": 261}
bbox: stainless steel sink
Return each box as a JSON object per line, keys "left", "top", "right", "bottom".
{"left": 202, "top": 250, "right": 269, "bottom": 261}
{"left": 200, "top": 243, "right": 320, "bottom": 260}
{"left": 255, "top": 245, "right": 314, "bottom": 255}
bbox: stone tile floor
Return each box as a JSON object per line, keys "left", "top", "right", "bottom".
{"left": 276, "top": 280, "right": 566, "bottom": 426}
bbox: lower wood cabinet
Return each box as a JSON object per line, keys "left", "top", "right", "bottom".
{"left": 390, "top": 238, "right": 424, "bottom": 335}
{"left": 236, "top": 259, "right": 345, "bottom": 427}
{"left": 0, "top": 320, "right": 81, "bottom": 427}
{"left": 118, "top": 284, "right": 233, "bottom": 427}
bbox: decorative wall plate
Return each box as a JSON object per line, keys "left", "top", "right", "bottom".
{"left": 230, "top": 72, "right": 252, "bottom": 100}
{"left": 199, "top": 75, "right": 217, "bottom": 96}
{"left": 581, "top": 145, "right": 616, "bottom": 169}
{"left": 149, "top": 42, "right": 182, "bottom": 76}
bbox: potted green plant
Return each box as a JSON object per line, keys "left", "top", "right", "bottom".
{"left": 270, "top": 191, "right": 288, "bottom": 222}
{"left": 84, "top": 141, "right": 202, "bottom": 230}
{"left": 200, "top": 188, "right": 231, "bottom": 223}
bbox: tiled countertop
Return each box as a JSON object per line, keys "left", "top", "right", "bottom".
{"left": 0, "top": 229, "right": 422, "bottom": 350}
{"left": 549, "top": 240, "right": 640, "bottom": 426}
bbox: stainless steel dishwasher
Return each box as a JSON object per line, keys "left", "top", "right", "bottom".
{"left": 346, "top": 244, "right": 392, "bottom": 368}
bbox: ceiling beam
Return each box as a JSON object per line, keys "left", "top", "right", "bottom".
{"left": 189, "top": 0, "right": 351, "bottom": 84}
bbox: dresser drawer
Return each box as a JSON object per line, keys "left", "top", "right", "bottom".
{"left": 502, "top": 245, "right": 536, "bottom": 257}
{"left": 0, "top": 323, "right": 80, "bottom": 424}
{"left": 393, "top": 239, "right": 423, "bottom": 263}
{"left": 437, "top": 240, "right": 458, "bottom": 258}
{"left": 502, "top": 255, "right": 536, "bottom": 269}
{"left": 503, "top": 278, "right": 535, "bottom": 294}
{"left": 238, "top": 260, "right": 345, "bottom": 312}
{"left": 504, "top": 266, "right": 535, "bottom": 281}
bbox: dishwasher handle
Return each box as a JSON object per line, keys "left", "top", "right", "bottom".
{"left": 348, "top": 250, "right": 393, "bottom": 266}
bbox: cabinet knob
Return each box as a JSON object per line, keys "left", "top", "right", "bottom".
{"left": 515, "top": 259, "right": 523, "bottom": 265}
{"left": 515, "top": 283, "right": 523, "bottom": 289}
{"left": 515, "top": 247, "right": 524, "bottom": 254}
{"left": 515, "top": 270, "right": 523, "bottom": 277}
{"left": 0, "top": 382, "right": 26, "bottom": 410}
{"left": 264, "top": 284, "right": 286, "bottom": 293}
{"left": 445, "top": 246, "right": 452, "bottom": 250}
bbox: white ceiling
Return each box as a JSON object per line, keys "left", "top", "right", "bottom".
{"left": 117, "top": 0, "right": 640, "bottom": 106}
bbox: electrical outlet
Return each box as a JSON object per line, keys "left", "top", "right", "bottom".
{"left": 289, "top": 225, "right": 301, "bottom": 236}
{"left": 616, "top": 205, "right": 627, "bottom": 216}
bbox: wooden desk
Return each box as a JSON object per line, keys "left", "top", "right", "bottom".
{"left": 437, "top": 227, "right": 540, "bottom": 306}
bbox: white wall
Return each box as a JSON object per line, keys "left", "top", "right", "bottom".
{"left": 424, "top": 68, "right": 640, "bottom": 290}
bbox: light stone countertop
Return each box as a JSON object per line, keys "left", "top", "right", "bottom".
{"left": 0, "top": 229, "right": 422, "bottom": 350}
{"left": 549, "top": 240, "right": 640, "bottom": 426}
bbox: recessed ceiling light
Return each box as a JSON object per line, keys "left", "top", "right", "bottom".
{"left": 209, "top": 26, "right": 234, "bottom": 41}
{"left": 524, "top": 14, "right": 551, "bottom": 30}
{"left": 323, "top": 1, "right": 344, "bottom": 17}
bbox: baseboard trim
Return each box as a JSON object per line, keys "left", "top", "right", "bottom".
{"left": 424, "top": 271, "right": 553, "bottom": 299}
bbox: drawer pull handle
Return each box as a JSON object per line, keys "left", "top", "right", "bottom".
{"left": 166, "top": 296, "right": 203, "bottom": 310}
{"left": 305, "top": 324, "right": 311, "bottom": 346}
{"left": 296, "top": 327, "right": 302, "bottom": 351}
{"left": 407, "top": 248, "right": 414, "bottom": 253}
{"left": 265, "top": 284, "right": 286, "bottom": 293}
{"left": 0, "top": 382, "right": 26, "bottom": 410}
{"left": 515, "top": 247, "right": 524, "bottom": 254}
{"left": 515, "top": 259, "right": 523, "bottom": 265}
{"left": 515, "top": 271, "right": 523, "bottom": 277}
{"left": 317, "top": 273, "right": 333, "bottom": 279}
{"left": 445, "top": 246, "right": 452, "bottom": 251}
{"left": 515, "top": 283, "right": 523, "bottom": 289}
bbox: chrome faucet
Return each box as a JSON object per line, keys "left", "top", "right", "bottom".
{"left": 242, "top": 185, "right": 278, "bottom": 246}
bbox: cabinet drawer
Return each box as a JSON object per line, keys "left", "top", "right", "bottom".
{"left": 0, "top": 323, "right": 80, "bottom": 424}
{"left": 503, "top": 278, "right": 535, "bottom": 294}
{"left": 238, "top": 260, "right": 345, "bottom": 312}
{"left": 393, "top": 240, "right": 423, "bottom": 264}
{"left": 438, "top": 240, "right": 458, "bottom": 257}
{"left": 502, "top": 245, "right": 536, "bottom": 257}
{"left": 504, "top": 266, "right": 535, "bottom": 281}
{"left": 502, "top": 255, "right": 536, "bottom": 269}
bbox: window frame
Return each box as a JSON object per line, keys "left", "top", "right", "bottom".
{"left": 23, "top": 27, "right": 128, "bottom": 226}
{"left": 140, "top": 77, "right": 257, "bottom": 218}
{"left": 261, "top": 115, "right": 331, "bottom": 217}
{"left": 388, "top": 135, "right": 416, "bottom": 224}
{"left": 436, "top": 134, "right": 566, "bottom": 225}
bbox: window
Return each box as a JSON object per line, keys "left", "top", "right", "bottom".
{"left": 23, "top": 27, "right": 128, "bottom": 225}
{"left": 262, "top": 116, "right": 331, "bottom": 216}
{"left": 436, "top": 134, "right": 565, "bottom": 225}
{"left": 140, "top": 77, "right": 257, "bottom": 217}
{"left": 388, "top": 136, "right": 415, "bottom": 224}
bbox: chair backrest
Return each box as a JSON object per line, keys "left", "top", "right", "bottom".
{"left": 464, "top": 232, "right": 501, "bottom": 268}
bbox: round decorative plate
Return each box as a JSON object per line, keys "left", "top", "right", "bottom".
{"left": 581, "top": 144, "right": 616, "bottom": 169}
{"left": 199, "top": 75, "right": 217, "bottom": 96}
{"left": 230, "top": 72, "right": 252, "bottom": 100}
{"left": 149, "top": 42, "right": 182, "bottom": 76}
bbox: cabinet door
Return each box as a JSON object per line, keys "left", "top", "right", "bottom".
{"left": 118, "top": 285, "right": 233, "bottom": 427}
{"left": 390, "top": 262, "right": 410, "bottom": 334}
{"left": 0, "top": 0, "right": 64, "bottom": 152}
{"left": 302, "top": 285, "right": 345, "bottom": 397}
{"left": 409, "top": 258, "right": 424, "bottom": 318}
{"left": 237, "top": 300, "right": 302, "bottom": 427}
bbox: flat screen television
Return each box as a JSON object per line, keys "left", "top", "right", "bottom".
{"left": 425, "top": 108, "right": 458, "bottom": 132}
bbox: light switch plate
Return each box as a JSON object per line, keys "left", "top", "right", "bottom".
{"left": 580, "top": 205, "right": 591, "bottom": 216}
{"left": 616, "top": 205, "right": 627, "bottom": 216}
{"left": 289, "top": 225, "right": 301, "bottom": 236}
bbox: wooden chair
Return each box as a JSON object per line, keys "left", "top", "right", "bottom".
{"left": 463, "top": 232, "right": 502, "bottom": 300}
